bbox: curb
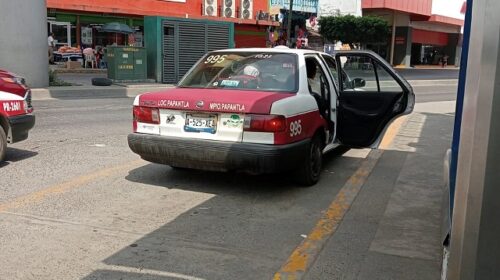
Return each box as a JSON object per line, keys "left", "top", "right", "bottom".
{"left": 408, "top": 79, "right": 458, "bottom": 86}
{"left": 395, "top": 66, "right": 460, "bottom": 70}
{"left": 31, "top": 85, "right": 174, "bottom": 101}
{"left": 52, "top": 69, "right": 107, "bottom": 74}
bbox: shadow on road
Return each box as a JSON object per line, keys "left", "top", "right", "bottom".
{"left": 124, "top": 144, "right": 352, "bottom": 196}
{"left": 0, "top": 148, "right": 38, "bottom": 167}
{"left": 81, "top": 110, "right": 455, "bottom": 280}
{"left": 80, "top": 146, "right": 360, "bottom": 279}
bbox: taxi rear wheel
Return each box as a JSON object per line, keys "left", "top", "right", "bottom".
{"left": 296, "top": 135, "right": 323, "bottom": 186}
{"left": 0, "top": 125, "right": 6, "bottom": 162}
{"left": 170, "top": 165, "right": 190, "bottom": 171}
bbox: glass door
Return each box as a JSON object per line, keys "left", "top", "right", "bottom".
{"left": 48, "top": 21, "right": 71, "bottom": 48}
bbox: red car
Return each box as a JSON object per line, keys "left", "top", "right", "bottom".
{"left": 0, "top": 69, "right": 35, "bottom": 161}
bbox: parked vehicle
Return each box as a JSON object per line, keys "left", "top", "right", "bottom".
{"left": 128, "top": 48, "right": 414, "bottom": 185}
{"left": 0, "top": 69, "right": 35, "bottom": 161}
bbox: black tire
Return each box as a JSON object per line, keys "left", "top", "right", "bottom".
{"left": 0, "top": 125, "right": 6, "bottom": 162}
{"left": 296, "top": 135, "right": 323, "bottom": 186}
{"left": 91, "top": 77, "right": 113, "bottom": 86}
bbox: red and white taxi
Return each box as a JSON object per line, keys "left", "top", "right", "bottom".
{"left": 128, "top": 48, "right": 414, "bottom": 185}
{"left": 0, "top": 69, "right": 35, "bottom": 161}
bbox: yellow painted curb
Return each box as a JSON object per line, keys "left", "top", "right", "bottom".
{"left": 379, "top": 115, "right": 408, "bottom": 150}
{"left": 274, "top": 149, "right": 384, "bottom": 279}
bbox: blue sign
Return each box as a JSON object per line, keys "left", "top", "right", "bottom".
{"left": 270, "top": 0, "right": 318, "bottom": 14}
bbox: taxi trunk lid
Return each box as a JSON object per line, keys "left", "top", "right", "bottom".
{"left": 137, "top": 88, "right": 294, "bottom": 142}
{"left": 138, "top": 88, "right": 294, "bottom": 114}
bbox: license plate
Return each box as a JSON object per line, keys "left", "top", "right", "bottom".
{"left": 184, "top": 114, "right": 217, "bottom": 134}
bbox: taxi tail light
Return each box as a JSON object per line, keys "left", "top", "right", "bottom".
{"left": 133, "top": 106, "right": 160, "bottom": 124}
{"left": 244, "top": 114, "right": 286, "bottom": 132}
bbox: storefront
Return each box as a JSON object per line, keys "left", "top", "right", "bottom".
{"left": 362, "top": 0, "right": 464, "bottom": 67}
{"left": 410, "top": 28, "right": 459, "bottom": 65}
{"left": 45, "top": 0, "right": 278, "bottom": 72}
{"left": 47, "top": 11, "right": 145, "bottom": 49}
{"left": 234, "top": 24, "right": 268, "bottom": 48}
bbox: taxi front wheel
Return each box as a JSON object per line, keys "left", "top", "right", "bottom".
{"left": 0, "top": 125, "right": 6, "bottom": 162}
{"left": 296, "top": 135, "right": 323, "bottom": 187}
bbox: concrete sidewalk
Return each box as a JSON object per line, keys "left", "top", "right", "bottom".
{"left": 32, "top": 72, "right": 174, "bottom": 100}
{"left": 302, "top": 101, "right": 455, "bottom": 279}
{"left": 31, "top": 84, "right": 174, "bottom": 100}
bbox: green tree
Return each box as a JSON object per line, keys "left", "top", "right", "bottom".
{"left": 319, "top": 15, "right": 389, "bottom": 48}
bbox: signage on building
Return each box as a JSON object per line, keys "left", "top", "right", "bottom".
{"left": 134, "top": 32, "right": 143, "bottom": 47}
{"left": 395, "top": 36, "right": 405, "bottom": 45}
{"left": 270, "top": 0, "right": 318, "bottom": 13}
{"left": 270, "top": 6, "right": 281, "bottom": 15}
{"left": 81, "top": 27, "right": 92, "bottom": 45}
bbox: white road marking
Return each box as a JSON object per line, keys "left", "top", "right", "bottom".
{"left": 89, "top": 144, "right": 106, "bottom": 147}
{"left": 94, "top": 264, "right": 207, "bottom": 280}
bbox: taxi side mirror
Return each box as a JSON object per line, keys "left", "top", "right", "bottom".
{"left": 352, "top": 78, "right": 366, "bottom": 88}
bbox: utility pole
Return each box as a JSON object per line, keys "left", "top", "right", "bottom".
{"left": 389, "top": 10, "right": 396, "bottom": 65}
{"left": 286, "top": 0, "right": 293, "bottom": 47}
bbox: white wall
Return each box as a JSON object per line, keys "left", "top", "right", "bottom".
{"left": 411, "top": 21, "right": 462, "bottom": 34}
{"left": 0, "top": 0, "right": 48, "bottom": 87}
{"left": 318, "top": 0, "right": 362, "bottom": 17}
{"left": 432, "top": 0, "right": 465, "bottom": 20}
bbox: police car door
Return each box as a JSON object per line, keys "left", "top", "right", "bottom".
{"left": 334, "top": 51, "right": 415, "bottom": 148}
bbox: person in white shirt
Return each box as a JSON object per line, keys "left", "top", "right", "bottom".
{"left": 48, "top": 33, "right": 55, "bottom": 64}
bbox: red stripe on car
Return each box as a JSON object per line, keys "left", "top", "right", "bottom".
{"left": 274, "top": 111, "right": 327, "bottom": 145}
{"left": 139, "top": 88, "right": 295, "bottom": 114}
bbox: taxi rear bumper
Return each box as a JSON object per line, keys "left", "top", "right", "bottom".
{"left": 128, "top": 133, "right": 309, "bottom": 173}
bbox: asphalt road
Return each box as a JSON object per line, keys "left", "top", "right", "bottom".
{"left": 1, "top": 97, "right": 364, "bottom": 279}
{"left": 0, "top": 82, "right": 457, "bottom": 279}
{"left": 396, "top": 68, "right": 459, "bottom": 80}
{"left": 410, "top": 81, "right": 458, "bottom": 103}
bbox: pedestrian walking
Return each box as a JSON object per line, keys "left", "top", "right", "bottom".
{"left": 442, "top": 54, "right": 449, "bottom": 68}
{"left": 48, "top": 32, "right": 55, "bottom": 65}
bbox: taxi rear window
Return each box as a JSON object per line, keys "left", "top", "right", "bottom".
{"left": 178, "top": 52, "right": 298, "bottom": 93}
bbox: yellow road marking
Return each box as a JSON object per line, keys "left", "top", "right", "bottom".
{"left": 273, "top": 150, "right": 383, "bottom": 280}
{"left": 0, "top": 160, "right": 143, "bottom": 212}
{"left": 379, "top": 115, "right": 408, "bottom": 149}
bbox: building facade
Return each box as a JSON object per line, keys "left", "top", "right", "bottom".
{"left": 268, "top": 0, "right": 319, "bottom": 47}
{"left": 362, "top": 0, "right": 465, "bottom": 67}
{"left": 46, "top": 0, "right": 277, "bottom": 49}
{"left": 316, "top": 0, "right": 362, "bottom": 53}
{"left": 0, "top": 0, "right": 48, "bottom": 87}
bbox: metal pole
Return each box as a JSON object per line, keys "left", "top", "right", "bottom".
{"left": 286, "top": 0, "right": 294, "bottom": 47}
{"left": 448, "top": 0, "right": 500, "bottom": 278}
{"left": 449, "top": 0, "right": 473, "bottom": 226}
{"left": 389, "top": 10, "right": 396, "bottom": 65}
{"left": 76, "top": 15, "right": 81, "bottom": 47}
